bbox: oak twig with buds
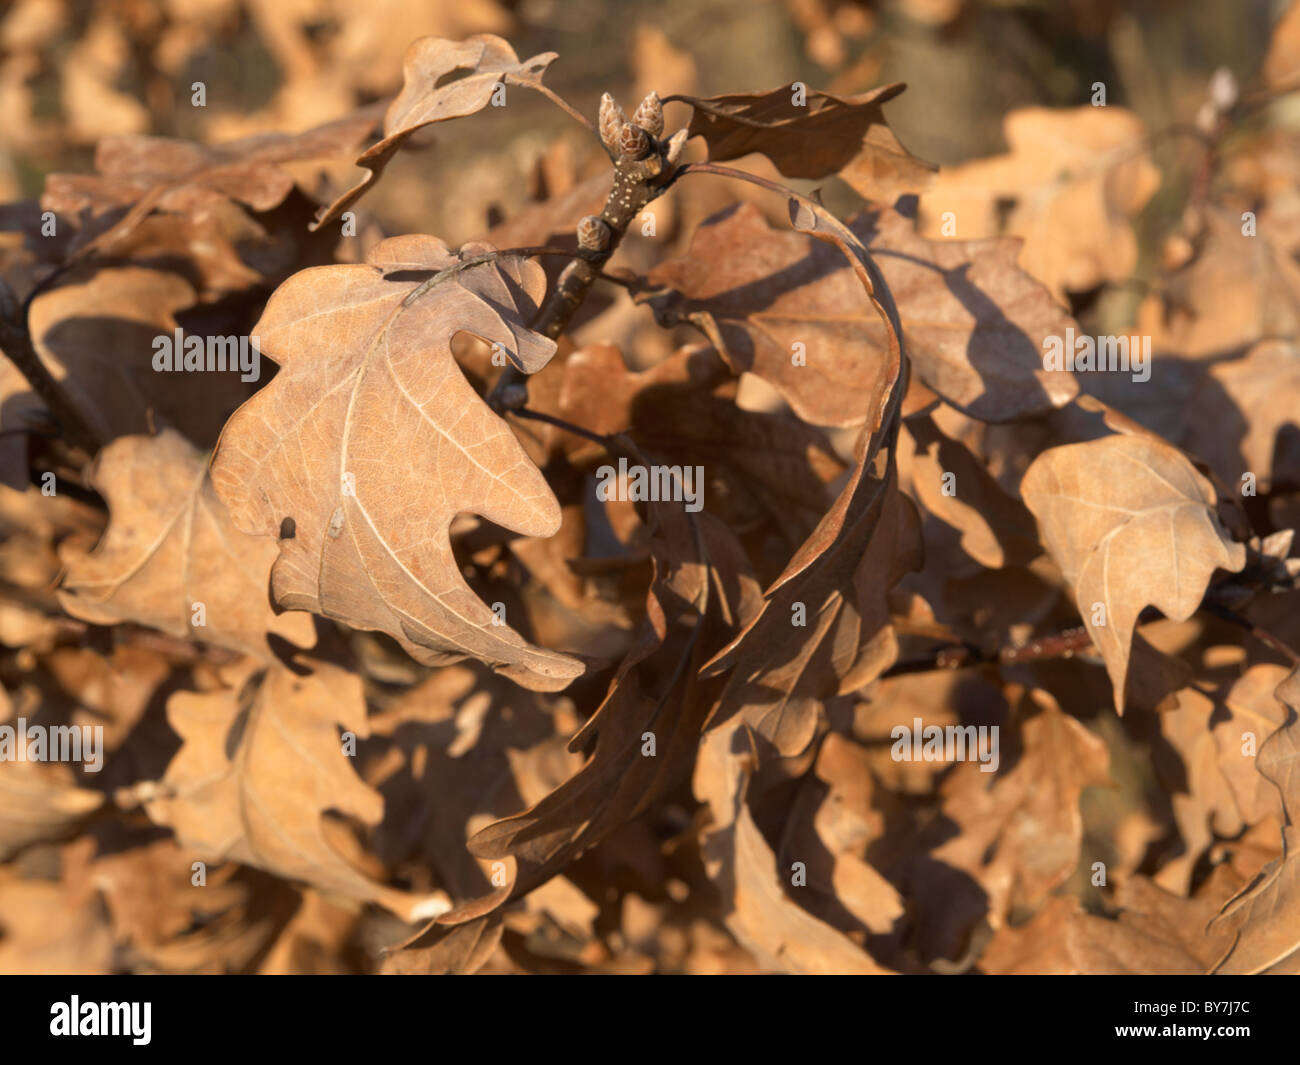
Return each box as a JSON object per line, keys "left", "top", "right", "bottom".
{"left": 490, "top": 90, "right": 690, "bottom": 412}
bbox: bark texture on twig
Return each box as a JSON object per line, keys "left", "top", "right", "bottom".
{"left": 488, "top": 92, "right": 687, "bottom": 412}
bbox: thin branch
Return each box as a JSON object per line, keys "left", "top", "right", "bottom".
{"left": 882, "top": 597, "right": 1300, "bottom": 680}
{"left": 488, "top": 103, "right": 685, "bottom": 413}
{"left": 883, "top": 627, "right": 1095, "bottom": 678}
{"left": 593, "top": 269, "right": 641, "bottom": 292}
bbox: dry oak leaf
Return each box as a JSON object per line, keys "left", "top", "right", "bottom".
{"left": 58, "top": 430, "right": 316, "bottom": 662}
{"left": 28, "top": 264, "right": 257, "bottom": 447}
{"left": 917, "top": 106, "right": 1160, "bottom": 301}
{"left": 693, "top": 718, "right": 893, "bottom": 974}
{"left": 381, "top": 913, "right": 505, "bottom": 975}
{"left": 647, "top": 203, "right": 897, "bottom": 429}
{"left": 648, "top": 201, "right": 1077, "bottom": 428}
{"left": 0, "top": 754, "right": 102, "bottom": 863}
{"left": 555, "top": 343, "right": 845, "bottom": 550}
{"left": 1179, "top": 339, "right": 1300, "bottom": 492}
{"left": 1136, "top": 207, "right": 1300, "bottom": 362}
{"left": 465, "top": 502, "right": 763, "bottom": 910}
{"left": 677, "top": 83, "right": 934, "bottom": 204}
{"left": 1211, "top": 668, "right": 1300, "bottom": 974}
{"left": 1156, "top": 686, "right": 1265, "bottom": 877}
{"left": 1021, "top": 434, "right": 1246, "bottom": 713}
{"left": 90, "top": 836, "right": 290, "bottom": 975}
{"left": 1266, "top": 0, "right": 1300, "bottom": 91}
{"left": 782, "top": 732, "right": 905, "bottom": 935}
{"left": 210, "top": 235, "right": 582, "bottom": 691}
{"left": 930, "top": 688, "right": 1111, "bottom": 932}
{"left": 143, "top": 660, "right": 449, "bottom": 923}
{"left": 705, "top": 458, "right": 920, "bottom": 758}
{"left": 862, "top": 199, "right": 1079, "bottom": 421}
{"left": 1155, "top": 663, "right": 1292, "bottom": 864}
{"left": 44, "top": 107, "right": 383, "bottom": 259}
{"left": 901, "top": 411, "right": 1042, "bottom": 570}
{"left": 0, "top": 843, "right": 114, "bottom": 975}
{"left": 0, "top": 350, "right": 44, "bottom": 489}
{"left": 313, "top": 35, "right": 557, "bottom": 230}
{"left": 980, "top": 864, "right": 1242, "bottom": 975}
{"left": 698, "top": 197, "right": 918, "bottom": 757}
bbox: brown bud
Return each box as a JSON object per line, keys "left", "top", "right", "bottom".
{"left": 577, "top": 215, "right": 611, "bottom": 253}
{"left": 632, "top": 91, "right": 664, "bottom": 137}
{"left": 617, "top": 121, "right": 651, "bottom": 160}
{"left": 598, "top": 93, "right": 627, "bottom": 154}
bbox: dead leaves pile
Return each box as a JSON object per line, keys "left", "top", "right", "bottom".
{"left": 1, "top": 10, "right": 1300, "bottom": 975}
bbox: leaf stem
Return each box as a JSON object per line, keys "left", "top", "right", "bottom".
{"left": 1203, "top": 603, "right": 1300, "bottom": 666}
{"left": 0, "top": 278, "right": 102, "bottom": 456}
{"left": 508, "top": 406, "right": 613, "bottom": 449}
{"left": 401, "top": 246, "right": 582, "bottom": 307}
{"left": 507, "top": 75, "right": 596, "bottom": 133}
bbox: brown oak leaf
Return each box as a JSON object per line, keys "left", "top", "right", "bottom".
{"left": 1211, "top": 668, "right": 1300, "bottom": 974}
{"left": 211, "top": 235, "right": 582, "bottom": 690}
{"left": 58, "top": 430, "right": 316, "bottom": 661}
{"left": 678, "top": 83, "right": 934, "bottom": 203}
{"left": 648, "top": 200, "right": 1078, "bottom": 428}
{"left": 917, "top": 106, "right": 1160, "bottom": 301}
{"left": 143, "top": 660, "right": 448, "bottom": 923}
{"left": 464, "top": 500, "right": 763, "bottom": 908}
{"left": 693, "top": 717, "right": 894, "bottom": 974}
{"left": 314, "top": 35, "right": 557, "bottom": 229}
{"left": 1021, "top": 434, "right": 1246, "bottom": 712}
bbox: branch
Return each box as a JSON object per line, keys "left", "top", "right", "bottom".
{"left": 882, "top": 597, "right": 1300, "bottom": 681}
{"left": 883, "top": 627, "right": 1095, "bottom": 678}
{"left": 487, "top": 92, "right": 688, "bottom": 413}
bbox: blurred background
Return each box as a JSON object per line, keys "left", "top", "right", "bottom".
{"left": 0, "top": 0, "right": 1285, "bottom": 248}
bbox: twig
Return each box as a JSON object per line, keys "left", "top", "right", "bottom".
{"left": 660, "top": 94, "right": 771, "bottom": 128}
{"left": 882, "top": 598, "right": 1300, "bottom": 680}
{"left": 488, "top": 93, "right": 687, "bottom": 413}
{"left": 883, "top": 627, "right": 1095, "bottom": 677}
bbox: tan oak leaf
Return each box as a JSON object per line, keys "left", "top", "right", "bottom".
{"left": 917, "top": 106, "right": 1160, "bottom": 301}
{"left": 58, "top": 430, "right": 316, "bottom": 661}
{"left": 1021, "top": 434, "right": 1246, "bottom": 713}
{"left": 143, "top": 660, "right": 448, "bottom": 923}
{"left": 210, "top": 235, "right": 582, "bottom": 691}
{"left": 314, "top": 35, "right": 557, "bottom": 229}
